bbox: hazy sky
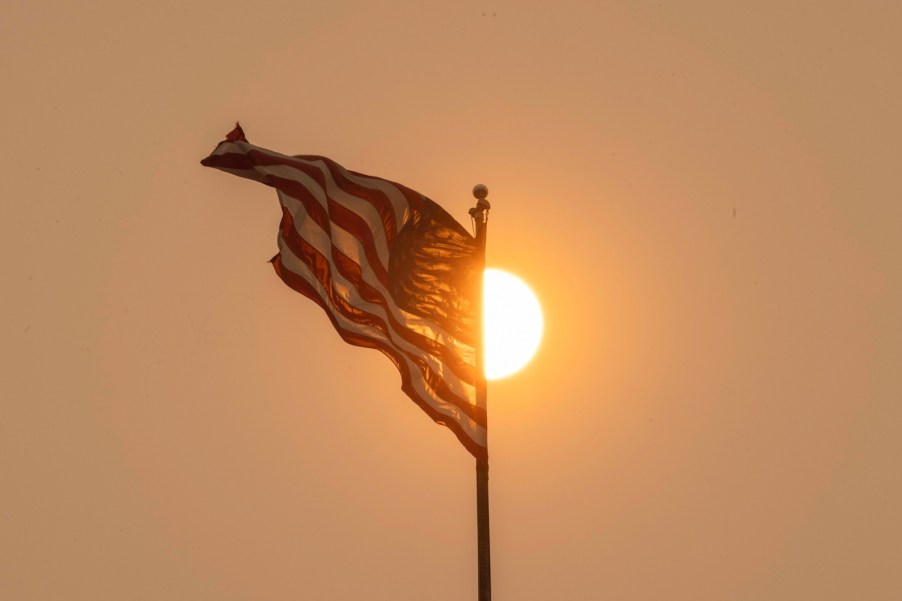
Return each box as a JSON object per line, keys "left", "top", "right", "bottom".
{"left": 2, "top": 1, "right": 900, "bottom": 599}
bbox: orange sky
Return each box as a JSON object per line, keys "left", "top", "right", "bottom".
{"left": 2, "top": 1, "right": 900, "bottom": 599}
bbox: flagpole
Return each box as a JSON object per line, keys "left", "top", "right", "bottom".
{"left": 470, "top": 184, "right": 491, "bottom": 601}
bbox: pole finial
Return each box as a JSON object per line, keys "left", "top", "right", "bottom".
{"left": 469, "top": 184, "right": 491, "bottom": 225}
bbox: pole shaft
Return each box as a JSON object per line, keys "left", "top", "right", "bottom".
{"left": 473, "top": 197, "right": 491, "bottom": 601}
{"left": 476, "top": 458, "right": 491, "bottom": 600}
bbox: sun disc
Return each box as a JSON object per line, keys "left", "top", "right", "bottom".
{"left": 483, "top": 269, "right": 543, "bottom": 380}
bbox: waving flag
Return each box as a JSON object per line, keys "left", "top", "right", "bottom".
{"left": 201, "top": 124, "right": 486, "bottom": 460}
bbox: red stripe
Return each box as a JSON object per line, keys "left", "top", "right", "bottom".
{"left": 277, "top": 208, "right": 485, "bottom": 426}
{"left": 345, "top": 167, "right": 427, "bottom": 216}
{"left": 272, "top": 255, "right": 487, "bottom": 462}
{"left": 200, "top": 151, "right": 268, "bottom": 184}
{"left": 284, "top": 154, "right": 401, "bottom": 247}
{"left": 320, "top": 197, "right": 390, "bottom": 287}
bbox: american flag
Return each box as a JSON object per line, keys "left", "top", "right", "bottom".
{"left": 201, "top": 124, "right": 487, "bottom": 460}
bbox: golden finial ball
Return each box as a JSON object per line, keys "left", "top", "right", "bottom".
{"left": 472, "top": 184, "right": 489, "bottom": 200}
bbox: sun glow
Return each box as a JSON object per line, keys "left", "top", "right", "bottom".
{"left": 483, "top": 268, "right": 543, "bottom": 380}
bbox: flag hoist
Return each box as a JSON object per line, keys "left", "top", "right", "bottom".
{"left": 202, "top": 124, "right": 493, "bottom": 600}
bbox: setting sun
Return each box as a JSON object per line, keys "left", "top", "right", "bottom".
{"left": 483, "top": 268, "right": 543, "bottom": 380}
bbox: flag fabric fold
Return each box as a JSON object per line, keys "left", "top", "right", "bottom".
{"left": 201, "top": 124, "right": 486, "bottom": 460}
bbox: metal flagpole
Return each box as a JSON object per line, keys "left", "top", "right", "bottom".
{"left": 470, "top": 184, "right": 491, "bottom": 601}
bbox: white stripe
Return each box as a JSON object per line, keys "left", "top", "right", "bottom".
{"left": 278, "top": 246, "right": 486, "bottom": 446}
{"left": 334, "top": 166, "right": 413, "bottom": 236}
{"left": 207, "top": 165, "right": 266, "bottom": 184}
{"left": 301, "top": 158, "right": 393, "bottom": 267}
